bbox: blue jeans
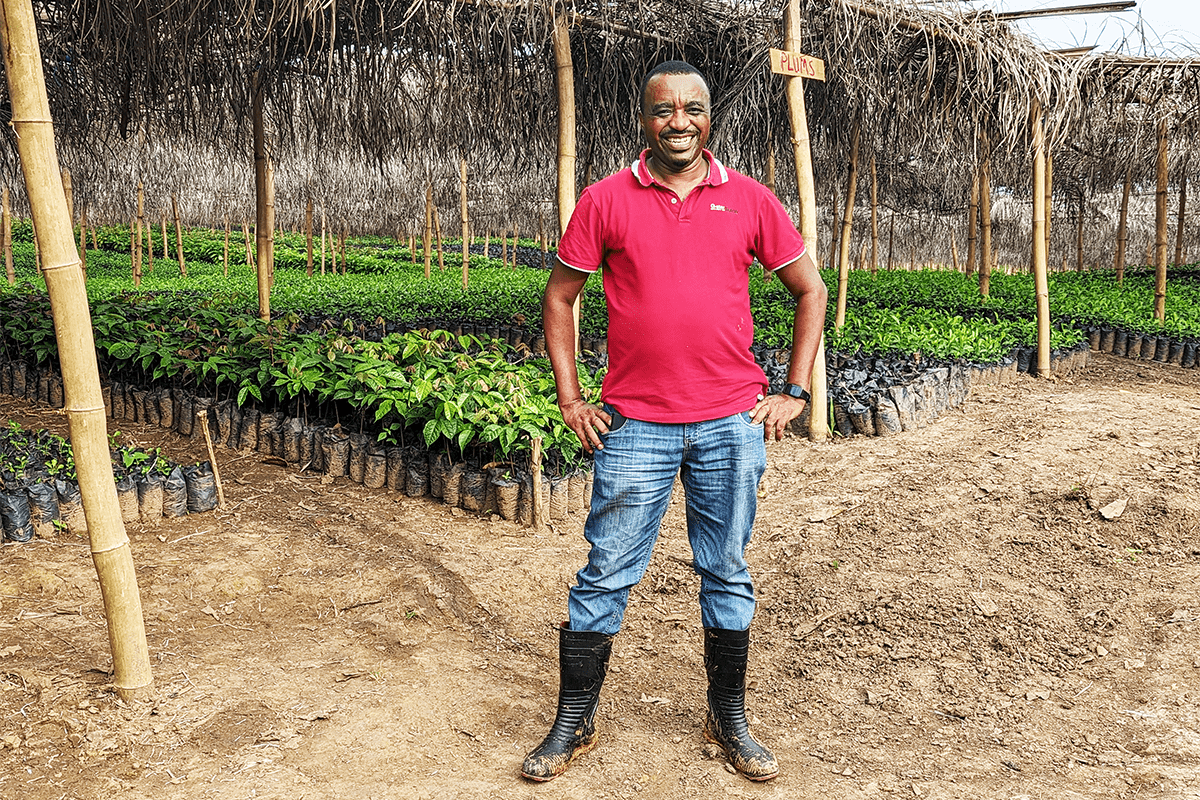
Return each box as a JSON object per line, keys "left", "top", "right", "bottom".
{"left": 567, "top": 406, "right": 767, "bottom": 635}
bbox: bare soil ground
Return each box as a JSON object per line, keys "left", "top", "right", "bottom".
{"left": 2, "top": 352, "right": 1200, "bottom": 800}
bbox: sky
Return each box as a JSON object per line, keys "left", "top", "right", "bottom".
{"left": 980, "top": 0, "right": 1200, "bottom": 55}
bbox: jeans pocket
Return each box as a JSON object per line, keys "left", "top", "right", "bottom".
{"left": 737, "top": 410, "right": 763, "bottom": 428}
{"left": 602, "top": 405, "right": 629, "bottom": 437}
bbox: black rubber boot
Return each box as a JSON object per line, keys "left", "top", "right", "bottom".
{"left": 522, "top": 625, "right": 613, "bottom": 781}
{"left": 703, "top": 626, "right": 779, "bottom": 781}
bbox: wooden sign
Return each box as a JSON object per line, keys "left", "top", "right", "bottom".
{"left": 770, "top": 48, "right": 826, "bottom": 82}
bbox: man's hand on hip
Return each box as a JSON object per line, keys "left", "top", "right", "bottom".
{"left": 750, "top": 393, "right": 807, "bottom": 441}
{"left": 560, "top": 398, "right": 613, "bottom": 454}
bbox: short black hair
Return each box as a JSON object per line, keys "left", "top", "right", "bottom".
{"left": 638, "top": 61, "right": 709, "bottom": 114}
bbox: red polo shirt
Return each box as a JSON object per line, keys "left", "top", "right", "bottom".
{"left": 557, "top": 149, "right": 806, "bottom": 423}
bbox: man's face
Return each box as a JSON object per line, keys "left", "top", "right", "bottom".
{"left": 639, "top": 73, "right": 711, "bottom": 174}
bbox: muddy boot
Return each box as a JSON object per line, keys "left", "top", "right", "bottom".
{"left": 522, "top": 625, "right": 613, "bottom": 781}
{"left": 703, "top": 626, "right": 778, "bottom": 781}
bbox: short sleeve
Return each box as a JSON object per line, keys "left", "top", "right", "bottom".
{"left": 754, "top": 188, "right": 806, "bottom": 271}
{"left": 555, "top": 188, "right": 604, "bottom": 273}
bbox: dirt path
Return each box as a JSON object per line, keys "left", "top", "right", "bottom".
{"left": 2, "top": 352, "right": 1200, "bottom": 799}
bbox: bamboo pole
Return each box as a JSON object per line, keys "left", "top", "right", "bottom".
{"left": 77, "top": 209, "right": 87, "bottom": 277}
{"left": 134, "top": 182, "right": 144, "bottom": 280}
{"left": 552, "top": 10, "right": 582, "bottom": 351}
{"left": 834, "top": 122, "right": 860, "bottom": 329}
{"left": 3, "top": 187, "right": 11, "bottom": 285}
{"left": 252, "top": 73, "right": 270, "bottom": 320}
{"left": 143, "top": 210, "right": 153, "bottom": 274}
{"left": 950, "top": 228, "right": 961, "bottom": 272}
{"left": 826, "top": 186, "right": 840, "bottom": 272}
{"left": 979, "top": 131, "right": 993, "bottom": 297}
{"left": 1031, "top": 101, "right": 1050, "bottom": 379}
{"left": 320, "top": 205, "right": 326, "bottom": 275}
{"left": 1115, "top": 164, "right": 1131, "bottom": 281}
{"left": 223, "top": 215, "right": 230, "bottom": 276}
{"left": 869, "top": 155, "right": 878, "bottom": 275}
{"left": 484, "top": 229, "right": 489, "bottom": 259}
{"left": 171, "top": 193, "right": 185, "bottom": 277}
{"left": 423, "top": 183, "right": 433, "bottom": 279}
{"left": 159, "top": 214, "right": 167, "bottom": 260}
{"left": 433, "top": 206, "right": 445, "bottom": 271}
{"left": 966, "top": 173, "right": 979, "bottom": 275}
{"left": 783, "top": 0, "right": 827, "bottom": 442}
{"left": 1044, "top": 151, "right": 1053, "bottom": 260}
{"left": 266, "top": 161, "right": 276, "bottom": 288}
{"left": 305, "top": 196, "right": 314, "bottom": 277}
{"left": 886, "top": 208, "right": 896, "bottom": 270}
{"left": 1174, "top": 164, "right": 1188, "bottom": 266}
{"left": 512, "top": 224, "right": 519, "bottom": 267}
{"left": 129, "top": 215, "right": 140, "bottom": 287}
{"left": 340, "top": 226, "right": 347, "bottom": 274}
{"left": 460, "top": 158, "right": 469, "bottom": 290}
{"left": 0, "top": 0, "right": 151, "bottom": 700}
{"left": 501, "top": 227, "right": 508, "bottom": 267}
{"left": 1154, "top": 119, "right": 1168, "bottom": 321}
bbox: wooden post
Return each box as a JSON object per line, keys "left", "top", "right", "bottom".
{"left": 171, "top": 193, "right": 185, "bottom": 276}
{"left": 834, "top": 122, "right": 859, "bottom": 329}
{"left": 159, "top": 214, "right": 167, "bottom": 260}
{"left": 886, "top": 208, "right": 896, "bottom": 270}
{"left": 460, "top": 158, "right": 469, "bottom": 290}
{"left": 1031, "top": 101, "right": 1050, "bottom": 378}
{"left": 305, "top": 196, "right": 314, "bottom": 277}
{"left": 869, "top": 155, "right": 878, "bottom": 275}
{"left": 966, "top": 173, "right": 979, "bottom": 276}
{"left": 320, "top": 205, "right": 326, "bottom": 275}
{"left": 512, "top": 224, "right": 519, "bottom": 267}
{"left": 0, "top": 0, "right": 152, "bottom": 700}
{"left": 1174, "top": 164, "right": 1188, "bottom": 266}
{"left": 826, "top": 186, "right": 840, "bottom": 272}
{"left": 252, "top": 72, "right": 269, "bottom": 320}
{"left": 1154, "top": 119, "right": 1168, "bottom": 321}
{"left": 501, "top": 227, "right": 508, "bottom": 268}
{"left": 783, "top": 0, "right": 827, "bottom": 442}
{"left": 979, "top": 130, "right": 993, "bottom": 297}
{"left": 243, "top": 218, "right": 253, "bottom": 271}
{"left": 950, "top": 227, "right": 961, "bottom": 272}
{"left": 1115, "top": 164, "right": 1131, "bottom": 282}
{"left": 2, "top": 187, "right": 11, "bottom": 285}
{"left": 552, "top": 9, "right": 581, "bottom": 350}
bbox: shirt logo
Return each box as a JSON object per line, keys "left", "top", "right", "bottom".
{"left": 710, "top": 203, "right": 738, "bottom": 214}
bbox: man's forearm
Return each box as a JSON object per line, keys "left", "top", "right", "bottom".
{"left": 543, "top": 292, "right": 583, "bottom": 405}
{"left": 787, "top": 289, "right": 827, "bottom": 389}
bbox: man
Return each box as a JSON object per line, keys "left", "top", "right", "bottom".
{"left": 524, "top": 61, "right": 827, "bottom": 783}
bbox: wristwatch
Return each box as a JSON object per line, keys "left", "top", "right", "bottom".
{"left": 781, "top": 383, "right": 811, "bottom": 403}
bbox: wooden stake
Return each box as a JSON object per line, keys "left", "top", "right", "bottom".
{"left": 834, "top": 122, "right": 859, "bottom": 330}
{"left": 160, "top": 214, "right": 167, "bottom": 260}
{"left": 979, "top": 131, "right": 993, "bottom": 297}
{"left": 783, "top": 0, "right": 826, "bottom": 442}
{"left": 171, "top": 193, "right": 185, "bottom": 276}
{"left": 484, "top": 229, "right": 489, "bottom": 260}
{"left": 869, "top": 155, "right": 879, "bottom": 275}
{"left": 966, "top": 172, "right": 979, "bottom": 276}
{"left": 512, "top": 224, "right": 519, "bottom": 267}
{"left": 531, "top": 436, "right": 545, "bottom": 531}
{"left": 223, "top": 215, "right": 230, "bottom": 276}
{"left": 460, "top": 158, "right": 469, "bottom": 290}
{"left": 243, "top": 218, "right": 253, "bottom": 271}
{"left": 501, "top": 227, "right": 508, "bottom": 267}
{"left": 1174, "top": 163, "right": 1188, "bottom": 266}
{"left": 826, "top": 185, "right": 840, "bottom": 272}
{"left": 1154, "top": 119, "right": 1168, "bottom": 321}
{"left": 1044, "top": 151, "right": 1053, "bottom": 260}
{"left": 0, "top": 0, "right": 152, "bottom": 700}
{"left": 1031, "top": 101, "right": 1050, "bottom": 378}
{"left": 197, "top": 410, "right": 227, "bottom": 509}
{"left": 305, "top": 196, "right": 314, "bottom": 277}
{"left": 3, "top": 187, "right": 12, "bottom": 285}
{"left": 886, "top": 208, "right": 896, "bottom": 270}
{"left": 320, "top": 205, "right": 326, "bottom": 275}
{"left": 340, "top": 226, "right": 347, "bottom": 274}
{"left": 950, "top": 227, "right": 961, "bottom": 272}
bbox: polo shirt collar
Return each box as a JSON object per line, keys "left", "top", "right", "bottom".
{"left": 631, "top": 148, "right": 729, "bottom": 188}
